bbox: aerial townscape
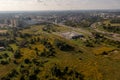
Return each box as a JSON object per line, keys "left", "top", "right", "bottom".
{"left": 0, "top": 0, "right": 120, "bottom": 80}
{"left": 0, "top": 10, "right": 120, "bottom": 80}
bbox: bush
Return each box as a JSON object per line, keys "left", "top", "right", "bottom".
{"left": 51, "top": 65, "right": 84, "bottom": 80}
{"left": 29, "top": 74, "right": 37, "bottom": 80}
{"left": 1, "top": 60, "right": 9, "bottom": 65}
{"left": 14, "top": 50, "right": 22, "bottom": 59}
{"left": 24, "top": 59, "right": 31, "bottom": 64}
{"left": 55, "top": 40, "right": 74, "bottom": 51}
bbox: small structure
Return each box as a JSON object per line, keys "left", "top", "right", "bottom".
{"left": 0, "top": 47, "right": 5, "bottom": 51}
{"left": 61, "top": 32, "right": 84, "bottom": 39}
{"left": 0, "top": 24, "right": 7, "bottom": 28}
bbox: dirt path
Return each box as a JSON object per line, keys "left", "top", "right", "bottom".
{"left": 90, "top": 23, "right": 120, "bottom": 41}
{"left": 0, "top": 30, "right": 7, "bottom": 33}
{"left": 57, "top": 23, "right": 92, "bottom": 36}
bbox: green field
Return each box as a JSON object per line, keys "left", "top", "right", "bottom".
{"left": 0, "top": 24, "right": 120, "bottom": 80}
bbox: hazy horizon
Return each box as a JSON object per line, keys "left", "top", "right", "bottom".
{"left": 0, "top": 0, "right": 120, "bottom": 11}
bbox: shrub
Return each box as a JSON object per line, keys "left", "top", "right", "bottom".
{"left": 14, "top": 50, "right": 22, "bottom": 59}
{"left": 1, "top": 60, "right": 9, "bottom": 65}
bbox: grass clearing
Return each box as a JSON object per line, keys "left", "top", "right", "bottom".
{"left": 92, "top": 46, "right": 115, "bottom": 55}
{"left": 0, "top": 30, "right": 7, "bottom": 33}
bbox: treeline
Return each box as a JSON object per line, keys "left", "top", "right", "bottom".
{"left": 85, "top": 32, "right": 120, "bottom": 48}
{"left": 51, "top": 64, "right": 84, "bottom": 80}
{"left": 42, "top": 24, "right": 58, "bottom": 33}
{"left": 64, "top": 20, "right": 90, "bottom": 28}
{"left": 110, "top": 19, "right": 120, "bottom": 24}
{"left": 103, "top": 25, "right": 120, "bottom": 33}
{"left": 1, "top": 58, "right": 48, "bottom": 80}
{"left": 64, "top": 16, "right": 102, "bottom": 28}
{"left": 0, "top": 37, "right": 77, "bottom": 80}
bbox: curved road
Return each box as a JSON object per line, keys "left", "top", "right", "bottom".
{"left": 90, "top": 22, "right": 120, "bottom": 41}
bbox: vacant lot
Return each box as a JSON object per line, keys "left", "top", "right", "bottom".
{"left": 0, "top": 30, "right": 7, "bottom": 33}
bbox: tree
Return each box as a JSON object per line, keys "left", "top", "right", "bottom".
{"left": 3, "top": 53, "right": 9, "bottom": 58}
{"left": 29, "top": 74, "right": 37, "bottom": 80}
{"left": 20, "top": 75, "right": 25, "bottom": 80}
{"left": 1, "top": 60, "right": 9, "bottom": 65}
{"left": 101, "top": 51, "right": 108, "bottom": 55}
{"left": 24, "top": 59, "right": 31, "bottom": 64}
{"left": 14, "top": 50, "right": 22, "bottom": 59}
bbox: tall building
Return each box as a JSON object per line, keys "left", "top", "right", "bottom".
{"left": 10, "top": 19, "right": 18, "bottom": 27}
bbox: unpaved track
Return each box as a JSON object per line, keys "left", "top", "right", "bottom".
{"left": 91, "top": 23, "right": 120, "bottom": 41}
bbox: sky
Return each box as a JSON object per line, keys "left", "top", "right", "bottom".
{"left": 0, "top": 0, "right": 120, "bottom": 11}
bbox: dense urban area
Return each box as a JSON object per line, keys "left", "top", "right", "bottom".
{"left": 0, "top": 10, "right": 120, "bottom": 80}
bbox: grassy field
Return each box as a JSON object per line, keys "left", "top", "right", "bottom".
{"left": 0, "top": 30, "right": 7, "bottom": 33}
{"left": 103, "top": 20, "right": 120, "bottom": 26}
{"left": 0, "top": 24, "right": 120, "bottom": 80}
{"left": 92, "top": 46, "right": 115, "bottom": 55}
